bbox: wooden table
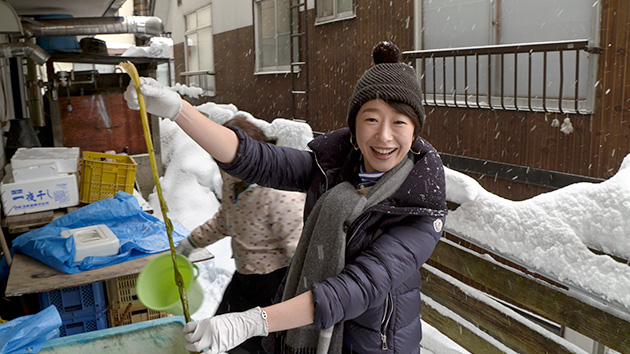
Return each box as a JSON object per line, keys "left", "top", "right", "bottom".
{"left": 4, "top": 249, "right": 214, "bottom": 297}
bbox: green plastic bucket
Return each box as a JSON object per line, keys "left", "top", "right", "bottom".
{"left": 136, "top": 253, "right": 204, "bottom": 316}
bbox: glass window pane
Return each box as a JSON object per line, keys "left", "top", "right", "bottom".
{"left": 198, "top": 28, "right": 214, "bottom": 70}
{"left": 317, "top": 0, "right": 333, "bottom": 18}
{"left": 261, "top": 0, "right": 276, "bottom": 37}
{"left": 186, "top": 33, "right": 199, "bottom": 71}
{"left": 423, "top": 0, "right": 491, "bottom": 49}
{"left": 277, "top": 33, "right": 290, "bottom": 66}
{"left": 261, "top": 36, "right": 276, "bottom": 67}
{"left": 277, "top": 0, "right": 291, "bottom": 33}
{"left": 338, "top": 0, "right": 353, "bottom": 14}
{"left": 198, "top": 6, "right": 212, "bottom": 28}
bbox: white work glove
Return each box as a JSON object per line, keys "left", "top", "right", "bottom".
{"left": 175, "top": 236, "right": 197, "bottom": 258}
{"left": 123, "top": 77, "right": 182, "bottom": 121}
{"left": 183, "top": 307, "right": 269, "bottom": 353}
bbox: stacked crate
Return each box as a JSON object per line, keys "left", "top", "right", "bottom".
{"left": 38, "top": 282, "right": 108, "bottom": 336}
{"left": 105, "top": 273, "right": 169, "bottom": 327}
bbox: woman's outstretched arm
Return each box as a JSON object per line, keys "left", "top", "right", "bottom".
{"left": 175, "top": 100, "right": 239, "bottom": 164}
{"left": 124, "top": 77, "right": 240, "bottom": 164}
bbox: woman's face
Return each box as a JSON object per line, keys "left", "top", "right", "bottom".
{"left": 355, "top": 99, "right": 415, "bottom": 173}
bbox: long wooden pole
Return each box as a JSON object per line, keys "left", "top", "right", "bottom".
{"left": 118, "top": 61, "right": 194, "bottom": 327}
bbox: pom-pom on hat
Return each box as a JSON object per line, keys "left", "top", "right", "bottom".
{"left": 347, "top": 41, "right": 425, "bottom": 134}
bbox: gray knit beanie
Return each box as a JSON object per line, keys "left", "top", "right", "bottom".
{"left": 347, "top": 41, "right": 425, "bottom": 134}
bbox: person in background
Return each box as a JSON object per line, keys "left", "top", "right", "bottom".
{"left": 125, "top": 41, "right": 447, "bottom": 354}
{"left": 175, "top": 116, "right": 306, "bottom": 354}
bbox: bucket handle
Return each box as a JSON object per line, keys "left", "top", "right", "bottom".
{"left": 192, "top": 263, "right": 200, "bottom": 280}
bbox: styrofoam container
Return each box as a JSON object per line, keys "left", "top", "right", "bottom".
{"left": 60, "top": 224, "right": 119, "bottom": 262}
{"left": 0, "top": 172, "right": 79, "bottom": 216}
{"left": 12, "top": 162, "right": 59, "bottom": 182}
{"left": 11, "top": 147, "right": 80, "bottom": 174}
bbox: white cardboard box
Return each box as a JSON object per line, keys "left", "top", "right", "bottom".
{"left": 0, "top": 172, "right": 79, "bottom": 216}
{"left": 11, "top": 147, "right": 80, "bottom": 174}
{"left": 12, "top": 162, "right": 59, "bottom": 182}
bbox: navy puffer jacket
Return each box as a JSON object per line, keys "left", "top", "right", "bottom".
{"left": 218, "top": 127, "right": 447, "bottom": 354}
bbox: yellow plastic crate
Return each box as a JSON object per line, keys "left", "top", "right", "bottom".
{"left": 105, "top": 274, "right": 144, "bottom": 311}
{"left": 80, "top": 152, "right": 137, "bottom": 203}
{"left": 107, "top": 307, "right": 170, "bottom": 327}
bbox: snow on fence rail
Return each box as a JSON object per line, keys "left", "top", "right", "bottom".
{"left": 426, "top": 159, "right": 630, "bottom": 353}
{"left": 421, "top": 230, "right": 630, "bottom": 353}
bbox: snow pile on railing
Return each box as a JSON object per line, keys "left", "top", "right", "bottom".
{"left": 444, "top": 154, "right": 630, "bottom": 311}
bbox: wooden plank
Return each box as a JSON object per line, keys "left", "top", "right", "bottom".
{"left": 430, "top": 236, "right": 630, "bottom": 353}
{"left": 3, "top": 210, "right": 54, "bottom": 231}
{"left": 421, "top": 297, "right": 506, "bottom": 354}
{"left": 5, "top": 248, "right": 213, "bottom": 297}
{"left": 421, "top": 266, "right": 576, "bottom": 354}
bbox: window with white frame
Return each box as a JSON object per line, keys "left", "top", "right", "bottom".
{"left": 418, "top": 0, "right": 600, "bottom": 114}
{"left": 254, "top": 0, "right": 293, "bottom": 73}
{"left": 316, "top": 0, "right": 355, "bottom": 23}
{"left": 184, "top": 5, "right": 215, "bottom": 95}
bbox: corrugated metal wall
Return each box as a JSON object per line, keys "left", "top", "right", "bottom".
{"left": 307, "top": 0, "right": 416, "bottom": 132}
{"left": 211, "top": 27, "right": 294, "bottom": 120}
{"left": 185, "top": 0, "right": 628, "bottom": 201}
{"left": 423, "top": 0, "right": 629, "bottom": 200}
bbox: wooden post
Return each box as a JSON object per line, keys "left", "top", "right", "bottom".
{"left": 0, "top": 223, "right": 12, "bottom": 267}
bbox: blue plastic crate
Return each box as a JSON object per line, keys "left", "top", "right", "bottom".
{"left": 39, "top": 282, "right": 106, "bottom": 319}
{"left": 59, "top": 309, "right": 109, "bottom": 337}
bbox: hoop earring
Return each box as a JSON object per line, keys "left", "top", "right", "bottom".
{"left": 350, "top": 135, "right": 359, "bottom": 150}
{"left": 410, "top": 137, "right": 422, "bottom": 155}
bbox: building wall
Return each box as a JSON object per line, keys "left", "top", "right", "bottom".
{"left": 179, "top": 0, "right": 416, "bottom": 126}
{"left": 422, "top": 0, "right": 629, "bottom": 200}
{"left": 306, "top": 1, "right": 416, "bottom": 132}
{"left": 170, "top": 0, "right": 628, "bottom": 201}
{"left": 211, "top": 26, "right": 293, "bottom": 120}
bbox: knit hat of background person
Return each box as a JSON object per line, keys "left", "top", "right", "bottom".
{"left": 347, "top": 41, "right": 425, "bottom": 134}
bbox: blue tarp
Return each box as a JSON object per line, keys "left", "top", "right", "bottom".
{"left": 0, "top": 305, "right": 61, "bottom": 354}
{"left": 12, "top": 191, "right": 188, "bottom": 274}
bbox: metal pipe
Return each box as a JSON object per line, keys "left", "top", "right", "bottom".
{"left": 23, "top": 16, "right": 163, "bottom": 37}
{"left": 558, "top": 50, "right": 564, "bottom": 114}
{"left": 442, "top": 57, "right": 447, "bottom": 107}
{"left": 402, "top": 39, "right": 595, "bottom": 59}
{"left": 0, "top": 42, "right": 50, "bottom": 65}
{"left": 453, "top": 56, "right": 459, "bottom": 108}
{"left": 543, "top": 51, "right": 548, "bottom": 113}
{"left": 26, "top": 58, "right": 45, "bottom": 126}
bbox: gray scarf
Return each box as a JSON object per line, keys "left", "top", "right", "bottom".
{"left": 282, "top": 157, "right": 414, "bottom": 354}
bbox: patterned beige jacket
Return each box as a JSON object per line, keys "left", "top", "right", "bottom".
{"left": 190, "top": 172, "right": 305, "bottom": 275}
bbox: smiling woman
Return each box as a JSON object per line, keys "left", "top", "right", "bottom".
{"left": 354, "top": 99, "right": 416, "bottom": 173}
{"left": 123, "top": 40, "right": 448, "bottom": 354}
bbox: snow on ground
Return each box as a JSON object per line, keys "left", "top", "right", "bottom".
{"left": 147, "top": 102, "right": 629, "bottom": 352}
